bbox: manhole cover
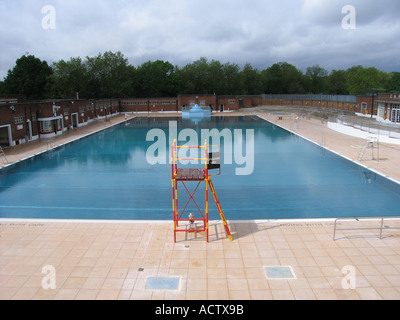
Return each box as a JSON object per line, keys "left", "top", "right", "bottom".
{"left": 145, "top": 277, "right": 180, "bottom": 290}
{"left": 264, "top": 266, "right": 296, "bottom": 280}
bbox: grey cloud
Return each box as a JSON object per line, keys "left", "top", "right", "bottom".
{"left": 1, "top": 0, "right": 399, "bottom": 80}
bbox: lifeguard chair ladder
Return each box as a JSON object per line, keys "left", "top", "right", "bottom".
{"left": 171, "top": 139, "right": 232, "bottom": 243}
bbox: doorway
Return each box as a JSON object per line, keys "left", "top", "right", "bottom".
{"left": 26, "top": 120, "right": 33, "bottom": 141}
{"left": 0, "top": 125, "right": 12, "bottom": 147}
{"left": 71, "top": 113, "right": 78, "bottom": 128}
{"left": 391, "top": 106, "right": 400, "bottom": 123}
{"left": 361, "top": 102, "right": 368, "bottom": 114}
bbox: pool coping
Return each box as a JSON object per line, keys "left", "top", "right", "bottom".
{"left": 2, "top": 217, "right": 400, "bottom": 226}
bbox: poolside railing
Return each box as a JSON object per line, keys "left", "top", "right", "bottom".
{"left": 333, "top": 217, "right": 400, "bottom": 240}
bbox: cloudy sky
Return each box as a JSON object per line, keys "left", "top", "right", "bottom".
{"left": 1, "top": 0, "right": 400, "bottom": 80}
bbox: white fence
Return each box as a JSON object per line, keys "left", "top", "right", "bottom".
{"left": 335, "top": 115, "right": 400, "bottom": 139}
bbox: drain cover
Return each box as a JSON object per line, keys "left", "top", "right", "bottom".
{"left": 145, "top": 277, "right": 180, "bottom": 290}
{"left": 264, "top": 266, "right": 296, "bottom": 280}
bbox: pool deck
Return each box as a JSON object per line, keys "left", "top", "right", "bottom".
{"left": 1, "top": 112, "right": 400, "bottom": 300}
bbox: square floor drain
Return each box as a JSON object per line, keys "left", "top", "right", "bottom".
{"left": 265, "top": 266, "right": 296, "bottom": 280}
{"left": 145, "top": 277, "right": 180, "bottom": 290}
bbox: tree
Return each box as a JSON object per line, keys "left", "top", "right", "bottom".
{"left": 208, "top": 60, "right": 225, "bottom": 94}
{"left": 261, "top": 62, "right": 305, "bottom": 94}
{"left": 179, "top": 57, "right": 211, "bottom": 94}
{"left": 85, "top": 51, "right": 133, "bottom": 99}
{"left": 5, "top": 51, "right": 399, "bottom": 99}
{"left": 385, "top": 72, "right": 400, "bottom": 92}
{"left": 346, "top": 65, "right": 389, "bottom": 95}
{"left": 51, "top": 57, "right": 88, "bottom": 99}
{"left": 328, "top": 70, "right": 349, "bottom": 95}
{"left": 222, "top": 62, "right": 241, "bottom": 95}
{"left": 50, "top": 52, "right": 136, "bottom": 99}
{"left": 305, "top": 65, "right": 329, "bottom": 93}
{"left": 135, "top": 60, "right": 177, "bottom": 97}
{"left": 3, "top": 54, "right": 53, "bottom": 99}
{"left": 239, "top": 63, "right": 262, "bottom": 95}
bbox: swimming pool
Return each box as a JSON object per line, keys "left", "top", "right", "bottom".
{"left": 1, "top": 116, "right": 399, "bottom": 221}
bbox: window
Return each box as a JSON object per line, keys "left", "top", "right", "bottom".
{"left": 361, "top": 102, "right": 368, "bottom": 113}
{"left": 0, "top": 99, "right": 17, "bottom": 104}
{"left": 391, "top": 105, "right": 400, "bottom": 123}
{"left": 14, "top": 116, "right": 25, "bottom": 124}
{"left": 40, "top": 120, "right": 53, "bottom": 133}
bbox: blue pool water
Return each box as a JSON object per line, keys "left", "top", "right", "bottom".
{"left": 0, "top": 116, "right": 399, "bottom": 220}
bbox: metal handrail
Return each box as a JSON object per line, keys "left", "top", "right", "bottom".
{"left": 0, "top": 146, "right": 9, "bottom": 164}
{"left": 333, "top": 217, "right": 400, "bottom": 240}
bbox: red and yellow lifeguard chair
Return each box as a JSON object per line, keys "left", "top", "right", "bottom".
{"left": 171, "top": 139, "right": 232, "bottom": 243}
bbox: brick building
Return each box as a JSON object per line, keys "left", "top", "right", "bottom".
{"left": 3, "top": 92, "right": 397, "bottom": 148}
{"left": 356, "top": 93, "right": 400, "bottom": 123}
{"left": 177, "top": 94, "right": 243, "bottom": 112}
{"left": 0, "top": 97, "right": 121, "bottom": 147}
{"left": 0, "top": 95, "right": 34, "bottom": 146}
{"left": 121, "top": 94, "right": 243, "bottom": 113}
{"left": 0, "top": 94, "right": 243, "bottom": 148}
{"left": 376, "top": 93, "right": 400, "bottom": 123}
{"left": 121, "top": 97, "right": 178, "bottom": 113}
{"left": 261, "top": 94, "right": 357, "bottom": 111}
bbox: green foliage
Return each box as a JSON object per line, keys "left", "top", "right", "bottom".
{"left": 85, "top": 51, "right": 134, "bottom": 99}
{"left": 50, "top": 57, "right": 87, "bottom": 99}
{"left": 2, "top": 52, "right": 399, "bottom": 99}
{"left": 346, "top": 66, "right": 389, "bottom": 95}
{"left": 135, "top": 60, "right": 177, "bottom": 98}
{"left": 2, "top": 54, "right": 53, "bottom": 99}
{"left": 305, "top": 65, "right": 329, "bottom": 94}
{"left": 261, "top": 62, "right": 306, "bottom": 94}
{"left": 177, "top": 57, "right": 242, "bottom": 95}
{"left": 238, "top": 63, "right": 262, "bottom": 95}
{"left": 386, "top": 72, "right": 400, "bottom": 93}
{"left": 49, "top": 51, "right": 135, "bottom": 99}
{"left": 328, "top": 70, "right": 349, "bottom": 95}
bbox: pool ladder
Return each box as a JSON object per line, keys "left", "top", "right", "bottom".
{"left": 46, "top": 138, "right": 56, "bottom": 150}
{"left": 358, "top": 137, "right": 379, "bottom": 161}
{"left": 0, "top": 146, "right": 9, "bottom": 165}
{"left": 320, "top": 137, "right": 326, "bottom": 155}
